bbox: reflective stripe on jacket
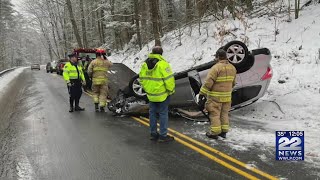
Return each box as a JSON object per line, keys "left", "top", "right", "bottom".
{"left": 63, "top": 62, "right": 85, "bottom": 83}
{"left": 87, "top": 57, "right": 112, "bottom": 85}
{"left": 199, "top": 60, "right": 237, "bottom": 103}
{"left": 139, "top": 54, "right": 175, "bottom": 102}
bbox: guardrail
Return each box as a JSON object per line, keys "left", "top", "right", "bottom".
{"left": 0, "top": 67, "right": 16, "bottom": 77}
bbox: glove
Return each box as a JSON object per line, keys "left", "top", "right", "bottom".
{"left": 82, "top": 81, "right": 86, "bottom": 86}
{"left": 197, "top": 94, "right": 206, "bottom": 110}
{"left": 67, "top": 82, "right": 72, "bottom": 87}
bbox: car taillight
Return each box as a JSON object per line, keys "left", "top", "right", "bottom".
{"left": 261, "top": 67, "right": 273, "bottom": 80}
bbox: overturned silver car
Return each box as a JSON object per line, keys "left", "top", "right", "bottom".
{"left": 107, "top": 41, "right": 272, "bottom": 117}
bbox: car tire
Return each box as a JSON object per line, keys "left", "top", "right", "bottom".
{"left": 222, "top": 41, "right": 253, "bottom": 73}
{"left": 129, "top": 74, "right": 147, "bottom": 99}
{"left": 47, "top": 70, "right": 49, "bottom": 73}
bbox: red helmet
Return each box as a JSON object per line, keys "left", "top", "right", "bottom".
{"left": 96, "top": 48, "right": 106, "bottom": 54}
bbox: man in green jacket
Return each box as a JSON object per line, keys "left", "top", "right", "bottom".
{"left": 139, "top": 46, "right": 175, "bottom": 142}
{"left": 63, "top": 53, "right": 86, "bottom": 112}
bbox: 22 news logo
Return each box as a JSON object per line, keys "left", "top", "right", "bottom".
{"left": 276, "top": 131, "right": 304, "bottom": 161}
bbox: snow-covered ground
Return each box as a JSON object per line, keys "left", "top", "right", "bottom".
{"left": 110, "top": 3, "right": 320, "bottom": 172}
{"left": 0, "top": 68, "right": 26, "bottom": 97}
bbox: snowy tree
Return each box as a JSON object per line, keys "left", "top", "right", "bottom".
{"left": 9, "top": 0, "right": 318, "bottom": 64}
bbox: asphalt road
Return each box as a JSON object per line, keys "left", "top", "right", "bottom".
{"left": 0, "top": 68, "right": 319, "bottom": 180}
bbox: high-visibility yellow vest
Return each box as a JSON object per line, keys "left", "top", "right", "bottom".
{"left": 139, "top": 54, "right": 175, "bottom": 102}
{"left": 200, "top": 60, "right": 237, "bottom": 103}
{"left": 63, "top": 62, "right": 85, "bottom": 83}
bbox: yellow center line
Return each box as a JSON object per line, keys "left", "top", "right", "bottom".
{"left": 138, "top": 116, "right": 278, "bottom": 180}
{"left": 132, "top": 117, "right": 260, "bottom": 180}
{"left": 84, "top": 91, "right": 93, "bottom": 97}
{"left": 81, "top": 84, "right": 276, "bottom": 179}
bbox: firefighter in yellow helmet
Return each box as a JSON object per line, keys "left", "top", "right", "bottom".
{"left": 87, "top": 49, "right": 112, "bottom": 112}
{"left": 63, "top": 53, "right": 86, "bottom": 112}
{"left": 198, "top": 49, "right": 237, "bottom": 139}
{"left": 139, "top": 46, "right": 176, "bottom": 142}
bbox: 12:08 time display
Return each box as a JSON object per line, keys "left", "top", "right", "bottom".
{"left": 277, "top": 131, "right": 304, "bottom": 137}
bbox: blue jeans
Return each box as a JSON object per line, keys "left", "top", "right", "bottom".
{"left": 149, "top": 96, "right": 170, "bottom": 137}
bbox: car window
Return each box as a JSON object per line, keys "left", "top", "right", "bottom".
{"left": 78, "top": 53, "right": 96, "bottom": 59}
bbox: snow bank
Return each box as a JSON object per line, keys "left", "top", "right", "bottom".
{"left": 111, "top": 3, "right": 320, "bottom": 170}
{"left": 0, "top": 68, "right": 26, "bottom": 97}
{"left": 0, "top": 67, "right": 26, "bottom": 134}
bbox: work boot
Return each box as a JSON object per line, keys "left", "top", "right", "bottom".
{"left": 95, "top": 103, "right": 99, "bottom": 112}
{"left": 150, "top": 133, "right": 159, "bottom": 141}
{"left": 69, "top": 106, "right": 74, "bottom": 113}
{"left": 100, "top": 106, "right": 105, "bottom": 112}
{"left": 75, "top": 106, "right": 85, "bottom": 111}
{"left": 218, "top": 132, "right": 227, "bottom": 139}
{"left": 206, "top": 132, "right": 218, "bottom": 139}
{"left": 158, "top": 135, "right": 174, "bottom": 143}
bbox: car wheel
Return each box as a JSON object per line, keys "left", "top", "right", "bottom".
{"left": 223, "top": 41, "right": 253, "bottom": 73}
{"left": 129, "top": 75, "right": 147, "bottom": 99}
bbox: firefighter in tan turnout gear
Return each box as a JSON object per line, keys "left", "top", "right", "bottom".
{"left": 88, "top": 49, "right": 112, "bottom": 112}
{"left": 198, "top": 49, "right": 237, "bottom": 139}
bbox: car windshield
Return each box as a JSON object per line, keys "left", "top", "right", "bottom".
{"left": 78, "top": 53, "right": 96, "bottom": 59}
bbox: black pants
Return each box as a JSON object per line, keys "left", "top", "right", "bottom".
{"left": 68, "top": 81, "right": 82, "bottom": 107}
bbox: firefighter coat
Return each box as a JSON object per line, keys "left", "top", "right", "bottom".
{"left": 199, "top": 60, "right": 237, "bottom": 103}
{"left": 87, "top": 57, "right": 112, "bottom": 85}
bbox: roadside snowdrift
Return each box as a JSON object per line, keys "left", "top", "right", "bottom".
{"left": 0, "top": 68, "right": 26, "bottom": 133}
{"left": 111, "top": 4, "right": 320, "bottom": 171}
{"left": 0, "top": 68, "right": 25, "bottom": 98}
